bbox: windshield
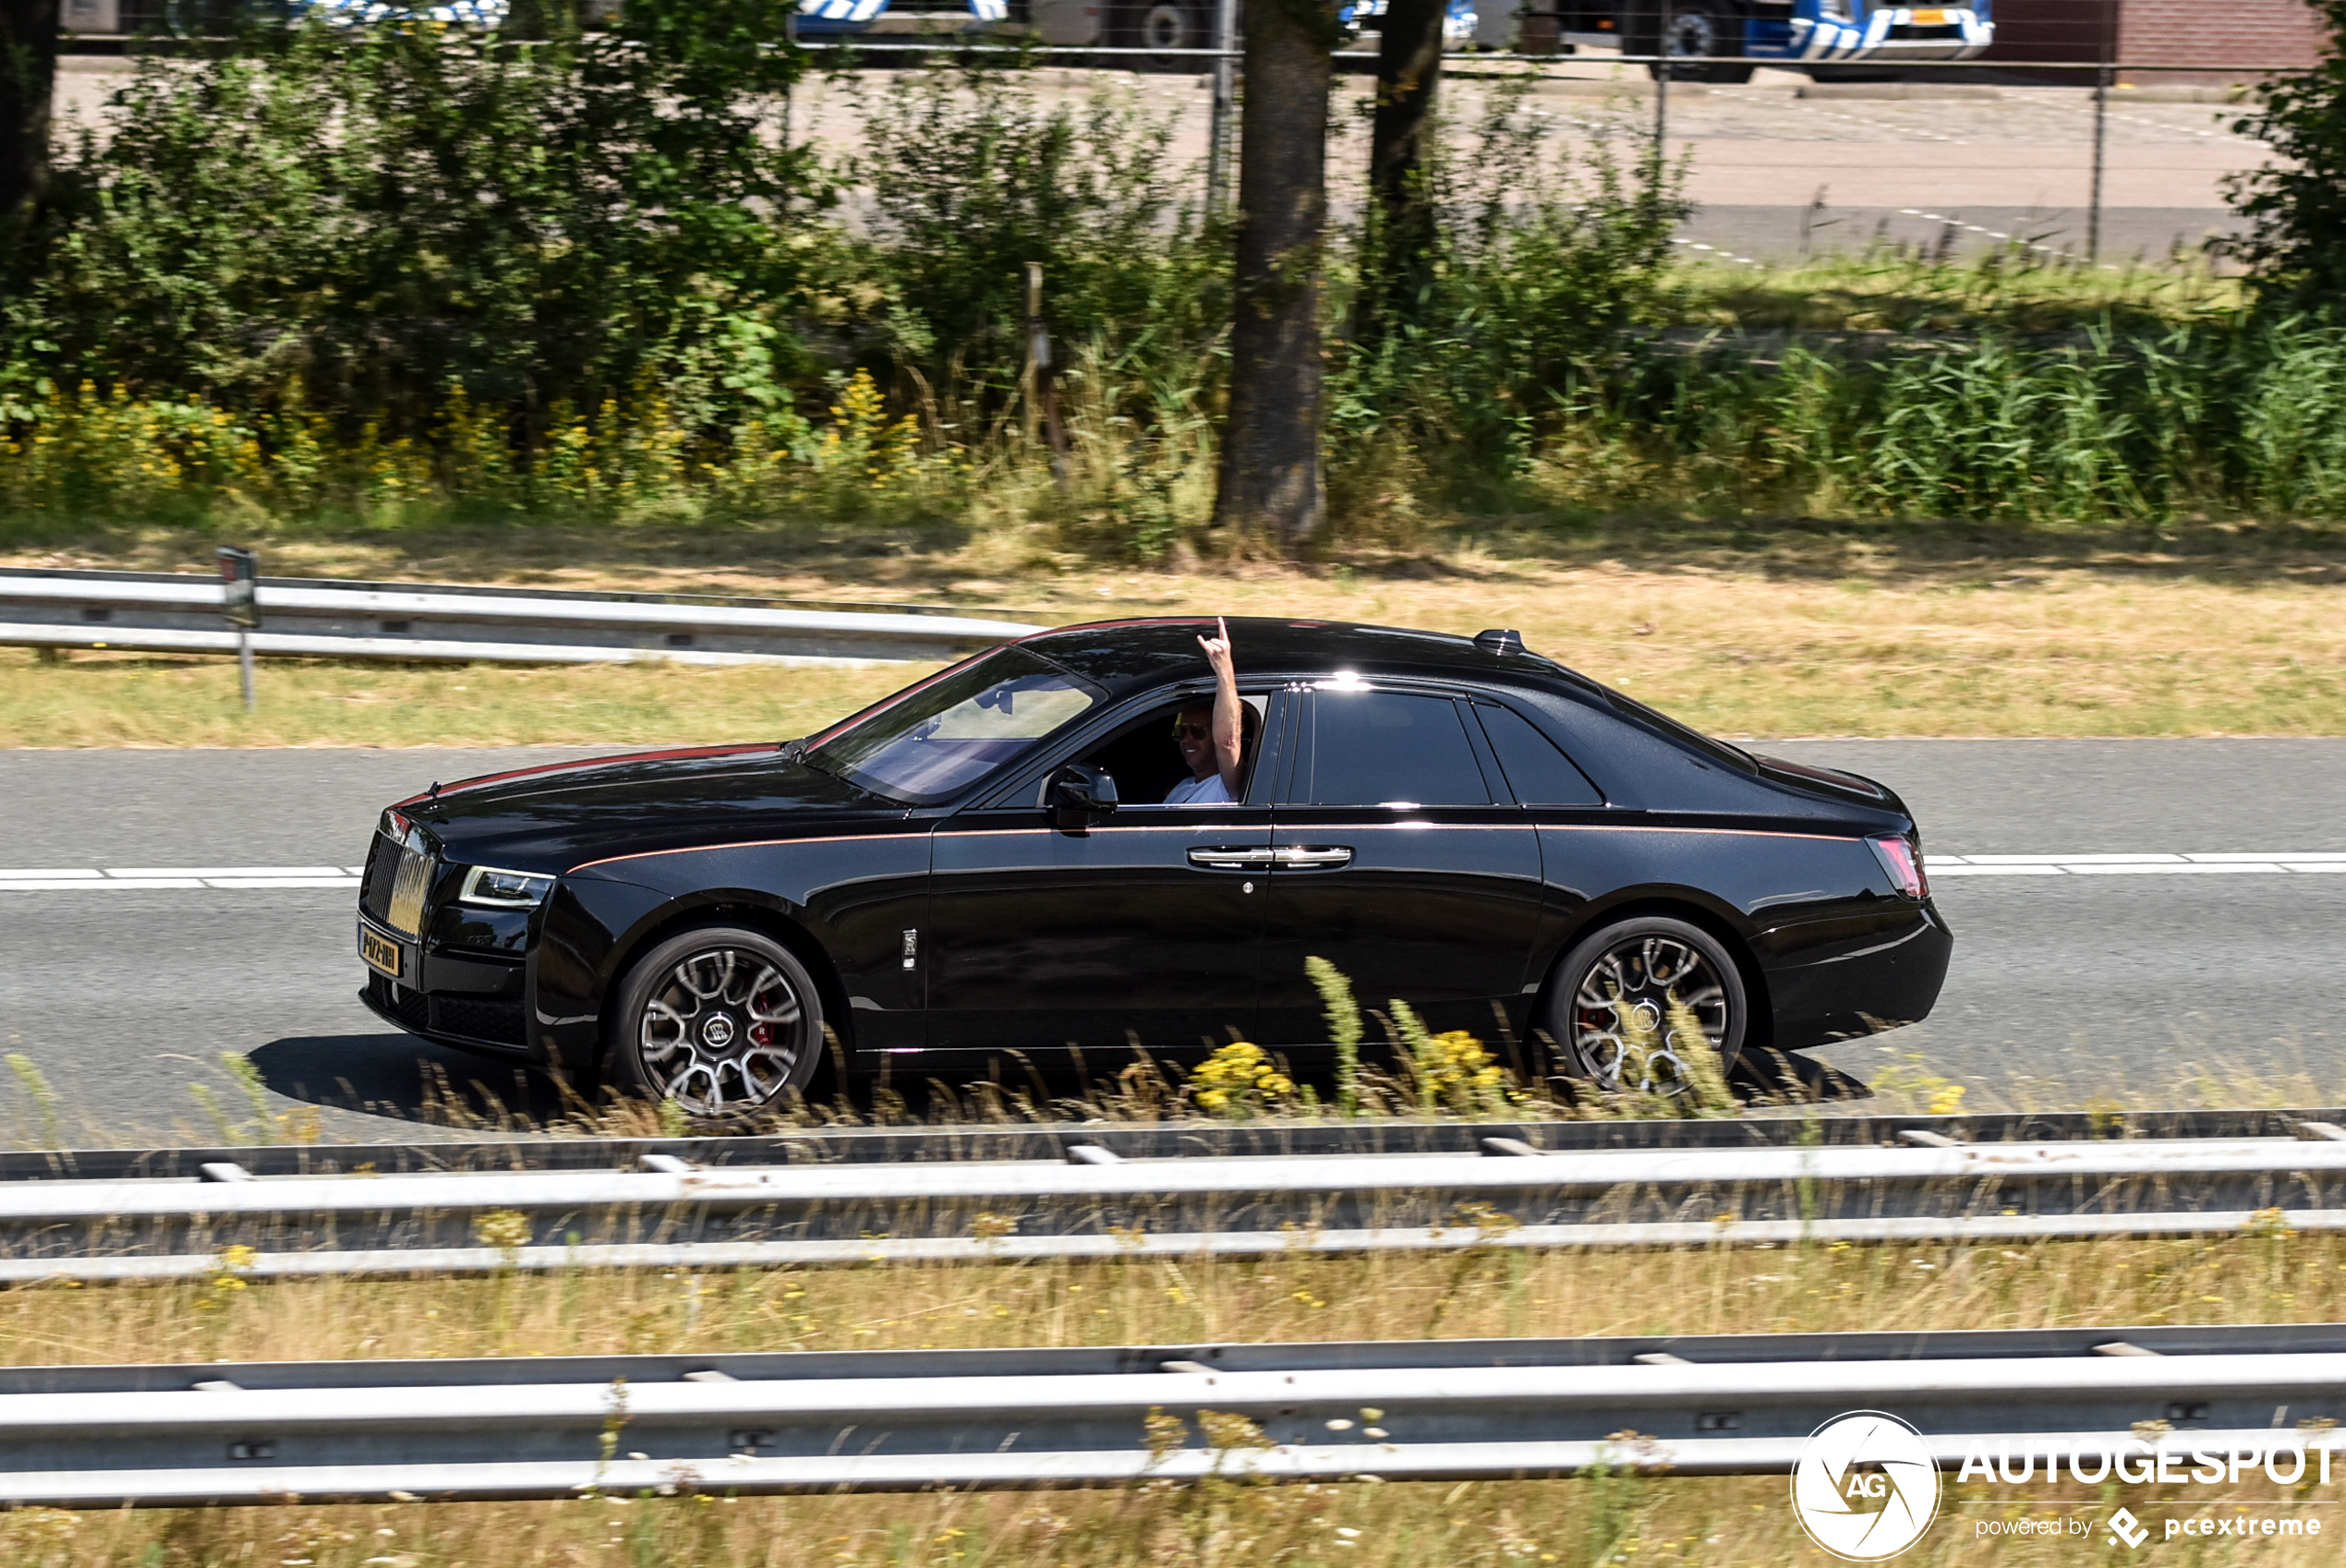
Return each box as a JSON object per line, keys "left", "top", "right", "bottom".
{"left": 806, "top": 647, "right": 1104, "bottom": 803}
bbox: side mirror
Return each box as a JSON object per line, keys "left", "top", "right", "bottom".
{"left": 1046, "top": 764, "right": 1119, "bottom": 821}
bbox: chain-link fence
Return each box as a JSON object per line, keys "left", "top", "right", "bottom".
{"left": 53, "top": 22, "right": 2304, "bottom": 271}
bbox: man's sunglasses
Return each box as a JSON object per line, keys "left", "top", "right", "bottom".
{"left": 1171, "top": 721, "right": 1211, "bottom": 740}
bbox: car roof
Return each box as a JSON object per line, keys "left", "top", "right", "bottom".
{"left": 1017, "top": 616, "right": 1581, "bottom": 695}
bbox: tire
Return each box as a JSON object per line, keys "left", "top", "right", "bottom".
{"left": 607, "top": 925, "right": 827, "bottom": 1118}
{"left": 1118, "top": 0, "right": 1208, "bottom": 63}
{"left": 1644, "top": 4, "right": 1756, "bottom": 85}
{"left": 1539, "top": 916, "right": 1748, "bottom": 1094}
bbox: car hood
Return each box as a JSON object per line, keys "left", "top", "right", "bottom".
{"left": 389, "top": 743, "right": 905, "bottom": 872}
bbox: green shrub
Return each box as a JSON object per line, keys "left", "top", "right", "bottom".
{"left": 844, "top": 63, "right": 1226, "bottom": 438}
{"left": 6, "top": 3, "right": 820, "bottom": 439}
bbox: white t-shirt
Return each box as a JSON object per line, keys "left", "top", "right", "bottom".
{"left": 1164, "top": 772, "right": 1234, "bottom": 806}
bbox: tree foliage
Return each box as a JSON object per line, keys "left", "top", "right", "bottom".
{"left": 7, "top": 3, "right": 819, "bottom": 432}
{"left": 2224, "top": 0, "right": 2346, "bottom": 308}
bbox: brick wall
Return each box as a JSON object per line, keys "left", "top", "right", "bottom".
{"left": 1986, "top": 0, "right": 2114, "bottom": 65}
{"left": 2121, "top": 0, "right": 2326, "bottom": 65}
{"left": 1985, "top": 0, "right": 2328, "bottom": 78}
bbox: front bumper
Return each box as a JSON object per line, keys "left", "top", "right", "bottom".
{"left": 357, "top": 914, "right": 529, "bottom": 1054}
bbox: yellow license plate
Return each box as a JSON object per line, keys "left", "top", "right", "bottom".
{"left": 1911, "top": 7, "right": 1950, "bottom": 22}
{"left": 360, "top": 925, "right": 403, "bottom": 980}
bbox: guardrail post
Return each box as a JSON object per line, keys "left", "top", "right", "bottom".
{"left": 217, "top": 546, "right": 259, "bottom": 711}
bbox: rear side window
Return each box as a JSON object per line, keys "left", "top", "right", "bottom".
{"left": 1300, "top": 692, "right": 1491, "bottom": 806}
{"left": 1476, "top": 704, "right": 1603, "bottom": 805}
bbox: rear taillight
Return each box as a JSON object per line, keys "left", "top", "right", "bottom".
{"left": 1868, "top": 834, "right": 1928, "bottom": 899}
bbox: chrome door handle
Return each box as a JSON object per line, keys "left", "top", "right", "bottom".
{"left": 1274, "top": 846, "right": 1353, "bottom": 868}
{"left": 1188, "top": 847, "right": 1277, "bottom": 870}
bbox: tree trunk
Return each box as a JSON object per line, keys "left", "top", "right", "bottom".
{"left": 1211, "top": 0, "right": 1333, "bottom": 549}
{"left": 1364, "top": 0, "right": 1445, "bottom": 333}
{"left": 0, "top": 0, "right": 55, "bottom": 234}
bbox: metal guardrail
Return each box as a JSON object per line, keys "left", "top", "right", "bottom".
{"left": 11, "top": 1104, "right": 2343, "bottom": 1182}
{"left": 0, "top": 568, "right": 1046, "bottom": 667}
{"left": 4, "top": 1323, "right": 2341, "bottom": 1505}
{"left": 10, "top": 1126, "right": 2346, "bottom": 1282}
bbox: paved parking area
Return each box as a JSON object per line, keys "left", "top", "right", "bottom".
{"left": 786, "top": 59, "right": 2269, "bottom": 262}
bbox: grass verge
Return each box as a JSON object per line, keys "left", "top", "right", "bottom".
{"left": 8, "top": 525, "right": 2346, "bottom": 744}
{"left": 2, "top": 1230, "right": 2340, "bottom": 1564}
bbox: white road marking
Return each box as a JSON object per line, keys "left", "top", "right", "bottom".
{"left": 1928, "top": 853, "right": 2346, "bottom": 878}
{"left": 105, "top": 866, "right": 349, "bottom": 878}
{"left": 1963, "top": 852, "right": 2183, "bottom": 863}
{"left": 0, "top": 878, "right": 211, "bottom": 891}
{"left": 0, "top": 865, "right": 364, "bottom": 893}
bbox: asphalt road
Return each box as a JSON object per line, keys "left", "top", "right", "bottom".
{"left": 3, "top": 740, "right": 2342, "bottom": 1142}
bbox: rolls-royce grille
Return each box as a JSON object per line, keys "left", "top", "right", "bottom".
{"left": 361, "top": 833, "right": 402, "bottom": 923}
{"left": 385, "top": 841, "right": 434, "bottom": 936}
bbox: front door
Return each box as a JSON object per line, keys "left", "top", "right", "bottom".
{"left": 920, "top": 694, "right": 1296, "bottom": 1059}
{"left": 1255, "top": 684, "right": 1547, "bottom": 1047}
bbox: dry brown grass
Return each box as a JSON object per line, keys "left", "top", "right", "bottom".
{"left": 8, "top": 524, "right": 2346, "bottom": 745}
{"left": 22, "top": 1471, "right": 2325, "bottom": 1568}
{"left": 3, "top": 1229, "right": 2340, "bottom": 1565}
{"left": 13, "top": 1230, "right": 2340, "bottom": 1365}
{"left": 6, "top": 1470, "right": 2333, "bottom": 1568}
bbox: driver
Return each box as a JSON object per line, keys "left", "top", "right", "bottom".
{"left": 1165, "top": 618, "right": 1252, "bottom": 805}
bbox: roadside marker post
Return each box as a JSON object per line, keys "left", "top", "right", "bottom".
{"left": 217, "top": 545, "right": 259, "bottom": 711}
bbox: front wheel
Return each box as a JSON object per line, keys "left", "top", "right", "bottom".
{"left": 1541, "top": 916, "right": 1747, "bottom": 1095}
{"left": 607, "top": 926, "right": 826, "bottom": 1119}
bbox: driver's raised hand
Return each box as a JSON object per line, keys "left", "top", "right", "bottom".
{"left": 1197, "top": 616, "right": 1235, "bottom": 680}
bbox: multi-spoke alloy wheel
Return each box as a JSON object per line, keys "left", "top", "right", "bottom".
{"left": 1543, "top": 917, "right": 1748, "bottom": 1095}
{"left": 611, "top": 928, "right": 822, "bottom": 1116}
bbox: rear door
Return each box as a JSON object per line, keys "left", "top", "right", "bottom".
{"left": 1253, "top": 682, "right": 1547, "bottom": 1046}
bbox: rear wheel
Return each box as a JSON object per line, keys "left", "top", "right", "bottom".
{"left": 1541, "top": 916, "right": 1747, "bottom": 1095}
{"left": 608, "top": 926, "right": 825, "bottom": 1119}
{"left": 1645, "top": 3, "right": 1756, "bottom": 84}
{"left": 1119, "top": 0, "right": 1209, "bottom": 60}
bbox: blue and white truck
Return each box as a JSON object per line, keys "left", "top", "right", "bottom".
{"left": 1500, "top": 0, "right": 1992, "bottom": 80}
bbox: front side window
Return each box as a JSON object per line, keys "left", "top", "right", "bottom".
{"left": 807, "top": 648, "right": 1103, "bottom": 803}
{"left": 1299, "top": 691, "right": 1491, "bottom": 807}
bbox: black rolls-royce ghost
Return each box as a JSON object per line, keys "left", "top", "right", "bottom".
{"left": 356, "top": 618, "right": 1950, "bottom": 1112}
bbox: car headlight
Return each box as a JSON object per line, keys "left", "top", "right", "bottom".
{"left": 458, "top": 864, "right": 555, "bottom": 909}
